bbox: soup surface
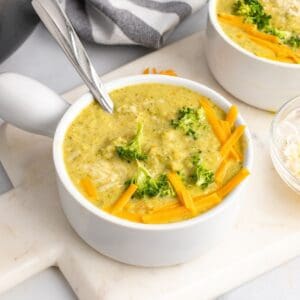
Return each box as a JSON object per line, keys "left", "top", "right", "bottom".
{"left": 64, "top": 83, "right": 246, "bottom": 223}
{"left": 217, "top": 0, "right": 300, "bottom": 63}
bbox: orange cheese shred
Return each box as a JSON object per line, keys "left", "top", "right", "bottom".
{"left": 159, "top": 69, "right": 178, "bottom": 76}
{"left": 217, "top": 168, "right": 250, "bottom": 198}
{"left": 248, "top": 36, "right": 300, "bottom": 63}
{"left": 143, "top": 67, "right": 177, "bottom": 76}
{"left": 218, "top": 13, "right": 300, "bottom": 63}
{"left": 219, "top": 119, "right": 242, "bottom": 161}
{"left": 215, "top": 159, "right": 231, "bottom": 185}
{"left": 181, "top": 188, "right": 197, "bottom": 215}
{"left": 111, "top": 184, "right": 137, "bottom": 214}
{"left": 200, "top": 99, "right": 241, "bottom": 160}
{"left": 80, "top": 177, "right": 98, "bottom": 199}
{"left": 194, "top": 193, "right": 222, "bottom": 213}
{"left": 218, "top": 14, "right": 278, "bottom": 43}
{"left": 200, "top": 98, "right": 227, "bottom": 142}
{"left": 219, "top": 120, "right": 231, "bottom": 137}
{"left": 220, "top": 125, "right": 245, "bottom": 159}
{"left": 218, "top": 13, "right": 244, "bottom": 25}
{"left": 142, "top": 206, "right": 191, "bottom": 224}
{"left": 167, "top": 172, "right": 196, "bottom": 214}
{"left": 143, "top": 193, "right": 221, "bottom": 224}
{"left": 226, "top": 105, "right": 238, "bottom": 128}
{"left": 143, "top": 67, "right": 150, "bottom": 74}
{"left": 151, "top": 192, "right": 221, "bottom": 213}
{"left": 246, "top": 28, "right": 279, "bottom": 43}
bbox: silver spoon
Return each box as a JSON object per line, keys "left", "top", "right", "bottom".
{"left": 31, "top": 0, "right": 114, "bottom": 113}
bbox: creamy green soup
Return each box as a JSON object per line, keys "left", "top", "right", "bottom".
{"left": 217, "top": 0, "right": 300, "bottom": 63}
{"left": 64, "top": 83, "right": 244, "bottom": 223}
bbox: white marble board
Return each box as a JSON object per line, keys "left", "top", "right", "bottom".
{"left": 1, "top": 32, "right": 300, "bottom": 300}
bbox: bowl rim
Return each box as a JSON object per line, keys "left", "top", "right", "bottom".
{"left": 53, "top": 74, "right": 253, "bottom": 231}
{"left": 208, "top": 0, "right": 300, "bottom": 69}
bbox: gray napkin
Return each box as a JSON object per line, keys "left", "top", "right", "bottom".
{"left": 61, "top": 0, "right": 207, "bottom": 48}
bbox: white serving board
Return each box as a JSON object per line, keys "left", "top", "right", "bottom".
{"left": 1, "top": 31, "right": 300, "bottom": 300}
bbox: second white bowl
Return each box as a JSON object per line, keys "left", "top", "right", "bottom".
{"left": 205, "top": 0, "right": 300, "bottom": 112}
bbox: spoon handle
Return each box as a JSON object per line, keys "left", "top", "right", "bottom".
{"left": 32, "top": 0, "right": 114, "bottom": 113}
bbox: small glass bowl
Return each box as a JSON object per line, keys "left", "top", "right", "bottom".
{"left": 270, "top": 95, "right": 300, "bottom": 194}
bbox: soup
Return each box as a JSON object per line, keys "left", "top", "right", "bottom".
{"left": 64, "top": 83, "right": 248, "bottom": 224}
{"left": 217, "top": 0, "right": 300, "bottom": 64}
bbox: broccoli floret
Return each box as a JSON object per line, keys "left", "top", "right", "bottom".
{"left": 232, "top": 0, "right": 271, "bottom": 30}
{"left": 233, "top": 0, "right": 251, "bottom": 16}
{"left": 268, "top": 30, "right": 300, "bottom": 49}
{"left": 125, "top": 164, "right": 174, "bottom": 198}
{"left": 264, "top": 27, "right": 288, "bottom": 40}
{"left": 156, "top": 174, "right": 175, "bottom": 197}
{"left": 190, "top": 153, "right": 214, "bottom": 189}
{"left": 171, "top": 107, "right": 206, "bottom": 140}
{"left": 286, "top": 35, "right": 300, "bottom": 48}
{"left": 116, "top": 123, "right": 147, "bottom": 162}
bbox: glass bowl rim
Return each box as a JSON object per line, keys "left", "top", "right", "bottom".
{"left": 270, "top": 95, "right": 300, "bottom": 190}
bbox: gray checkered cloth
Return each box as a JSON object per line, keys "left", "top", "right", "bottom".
{"left": 60, "top": 0, "right": 206, "bottom": 48}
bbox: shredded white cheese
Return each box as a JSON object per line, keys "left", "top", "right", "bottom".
{"left": 276, "top": 110, "right": 300, "bottom": 179}
{"left": 282, "top": 135, "right": 300, "bottom": 178}
{"left": 264, "top": 0, "right": 300, "bottom": 17}
{"left": 274, "top": 0, "right": 300, "bottom": 17}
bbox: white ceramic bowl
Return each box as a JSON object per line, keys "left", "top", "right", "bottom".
{"left": 0, "top": 73, "right": 253, "bottom": 266}
{"left": 205, "top": 0, "right": 300, "bottom": 112}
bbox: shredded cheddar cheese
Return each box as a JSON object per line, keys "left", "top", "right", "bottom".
{"left": 111, "top": 184, "right": 137, "bottom": 214}
{"left": 80, "top": 177, "right": 98, "bottom": 199}
{"left": 215, "top": 159, "right": 231, "bottom": 185}
{"left": 220, "top": 125, "right": 245, "bottom": 160}
{"left": 143, "top": 67, "right": 178, "bottom": 76}
{"left": 167, "top": 172, "right": 196, "bottom": 214}
{"left": 217, "top": 168, "right": 250, "bottom": 198}
{"left": 226, "top": 105, "right": 238, "bottom": 128}
{"left": 143, "top": 193, "right": 221, "bottom": 224}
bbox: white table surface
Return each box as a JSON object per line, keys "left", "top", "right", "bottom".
{"left": 1, "top": 5, "right": 300, "bottom": 300}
